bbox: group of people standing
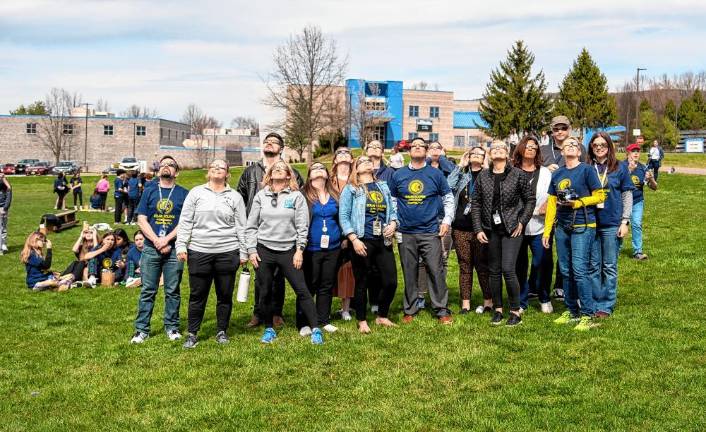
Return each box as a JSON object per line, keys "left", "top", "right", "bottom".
{"left": 20, "top": 115, "right": 659, "bottom": 346}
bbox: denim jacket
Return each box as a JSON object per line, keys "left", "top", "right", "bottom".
{"left": 339, "top": 181, "right": 397, "bottom": 238}
{"left": 447, "top": 166, "right": 478, "bottom": 213}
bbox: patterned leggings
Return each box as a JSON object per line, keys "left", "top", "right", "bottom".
{"left": 452, "top": 229, "right": 491, "bottom": 302}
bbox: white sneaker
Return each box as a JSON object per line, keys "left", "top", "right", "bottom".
{"left": 370, "top": 305, "right": 379, "bottom": 314}
{"left": 167, "top": 330, "right": 182, "bottom": 341}
{"left": 130, "top": 331, "right": 149, "bottom": 344}
{"left": 323, "top": 324, "right": 338, "bottom": 333}
{"left": 474, "top": 305, "right": 485, "bottom": 314}
{"left": 518, "top": 307, "right": 525, "bottom": 315}
{"left": 1, "top": 245, "right": 7, "bottom": 253}
{"left": 86, "top": 275, "right": 97, "bottom": 288}
{"left": 540, "top": 302, "right": 554, "bottom": 314}
{"left": 341, "top": 311, "right": 352, "bottom": 321}
{"left": 299, "top": 326, "right": 312, "bottom": 337}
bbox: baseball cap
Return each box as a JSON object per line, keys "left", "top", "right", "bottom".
{"left": 626, "top": 143, "right": 641, "bottom": 152}
{"left": 551, "top": 115, "right": 571, "bottom": 128}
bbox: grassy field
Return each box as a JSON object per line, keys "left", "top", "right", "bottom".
{"left": 1, "top": 168, "right": 705, "bottom": 431}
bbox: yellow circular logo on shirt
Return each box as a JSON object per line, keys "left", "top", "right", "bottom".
{"left": 558, "top": 179, "right": 572, "bottom": 190}
{"left": 156, "top": 198, "right": 173, "bottom": 214}
{"left": 631, "top": 175, "right": 640, "bottom": 186}
{"left": 408, "top": 180, "right": 424, "bottom": 195}
{"left": 369, "top": 190, "right": 383, "bottom": 203}
{"left": 102, "top": 258, "right": 113, "bottom": 269}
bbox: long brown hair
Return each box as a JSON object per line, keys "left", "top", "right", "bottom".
{"left": 262, "top": 161, "right": 299, "bottom": 191}
{"left": 588, "top": 132, "right": 619, "bottom": 173}
{"left": 512, "top": 135, "right": 543, "bottom": 169}
{"left": 303, "top": 163, "right": 339, "bottom": 205}
{"left": 20, "top": 231, "right": 45, "bottom": 264}
{"left": 348, "top": 156, "right": 377, "bottom": 189}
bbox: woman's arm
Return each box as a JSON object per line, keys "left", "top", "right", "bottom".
{"left": 244, "top": 193, "right": 262, "bottom": 254}
{"left": 293, "top": 193, "right": 309, "bottom": 250}
{"left": 174, "top": 190, "right": 197, "bottom": 255}
{"left": 338, "top": 186, "right": 355, "bottom": 237}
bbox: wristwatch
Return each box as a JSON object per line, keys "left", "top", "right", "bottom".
{"left": 621, "top": 219, "right": 630, "bottom": 226}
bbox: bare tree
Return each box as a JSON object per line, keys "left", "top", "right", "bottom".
{"left": 181, "top": 104, "right": 220, "bottom": 167}
{"left": 121, "top": 104, "right": 159, "bottom": 118}
{"left": 37, "top": 88, "right": 77, "bottom": 165}
{"left": 95, "top": 98, "right": 111, "bottom": 112}
{"left": 264, "top": 25, "right": 348, "bottom": 163}
{"left": 349, "top": 82, "right": 383, "bottom": 148}
{"left": 230, "top": 116, "right": 259, "bottom": 135}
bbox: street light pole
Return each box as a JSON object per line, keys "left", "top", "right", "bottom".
{"left": 82, "top": 102, "right": 92, "bottom": 171}
{"left": 635, "top": 67, "right": 647, "bottom": 137}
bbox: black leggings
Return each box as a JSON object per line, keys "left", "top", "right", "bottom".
{"left": 297, "top": 248, "right": 341, "bottom": 328}
{"left": 61, "top": 260, "right": 86, "bottom": 281}
{"left": 255, "top": 244, "right": 317, "bottom": 329}
{"left": 487, "top": 230, "right": 523, "bottom": 311}
{"left": 73, "top": 189, "right": 83, "bottom": 207}
{"left": 351, "top": 239, "right": 398, "bottom": 320}
{"left": 186, "top": 249, "right": 239, "bottom": 334}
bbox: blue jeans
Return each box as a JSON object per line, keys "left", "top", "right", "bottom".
{"left": 555, "top": 225, "right": 595, "bottom": 317}
{"left": 517, "top": 234, "right": 552, "bottom": 308}
{"left": 629, "top": 201, "right": 644, "bottom": 255}
{"left": 134, "top": 244, "right": 184, "bottom": 333}
{"left": 590, "top": 226, "right": 620, "bottom": 314}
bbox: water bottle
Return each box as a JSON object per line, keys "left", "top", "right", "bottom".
{"left": 236, "top": 267, "right": 251, "bottom": 303}
{"left": 383, "top": 224, "right": 392, "bottom": 247}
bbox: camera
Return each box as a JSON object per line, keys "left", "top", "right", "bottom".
{"left": 557, "top": 188, "right": 579, "bottom": 203}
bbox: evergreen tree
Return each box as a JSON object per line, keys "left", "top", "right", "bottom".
{"left": 10, "top": 101, "right": 47, "bottom": 115}
{"left": 662, "top": 118, "right": 680, "bottom": 150}
{"left": 639, "top": 107, "right": 660, "bottom": 145}
{"left": 479, "top": 40, "right": 552, "bottom": 138}
{"left": 692, "top": 89, "right": 706, "bottom": 128}
{"left": 664, "top": 100, "right": 677, "bottom": 122}
{"left": 639, "top": 99, "right": 651, "bottom": 113}
{"left": 554, "top": 48, "right": 617, "bottom": 133}
{"left": 677, "top": 97, "right": 700, "bottom": 130}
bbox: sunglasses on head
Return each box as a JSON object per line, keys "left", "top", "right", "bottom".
{"left": 552, "top": 125, "right": 569, "bottom": 132}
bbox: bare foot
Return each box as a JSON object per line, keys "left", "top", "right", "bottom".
{"left": 375, "top": 317, "right": 397, "bottom": 327}
{"left": 358, "top": 320, "right": 371, "bottom": 334}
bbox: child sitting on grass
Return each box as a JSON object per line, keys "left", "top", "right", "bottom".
{"left": 112, "top": 228, "right": 131, "bottom": 283}
{"left": 61, "top": 225, "right": 101, "bottom": 288}
{"left": 89, "top": 189, "right": 102, "bottom": 211}
{"left": 125, "top": 230, "right": 144, "bottom": 288}
{"left": 84, "top": 231, "right": 117, "bottom": 287}
{"left": 21, "top": 231, "right": 66, "bottom": 292}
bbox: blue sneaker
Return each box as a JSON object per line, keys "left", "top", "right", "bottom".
{"left": 311, "top": 328, "right": 324, "bottom": 345}
{"left": 260, "top": 327, "right": 277, "bottom": 344}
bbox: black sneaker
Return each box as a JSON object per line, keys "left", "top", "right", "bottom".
{"left": 506, "top": 313, "right": 522, "bottom": 326}
{"left": 182, "top": 333, "right": 198, "bottom": 349}
{"left": 528, "top": 292, "right": 539, "bottom": 299}
{"left": 459, "top": 308, "right": 470, "bottom": 315}
{"left": 553, "top": 288, "right": 565, "bottom": 299}
{"left": 215, "top": 331, "right": 229, "bottom": 345}
{"left": 490, "top": 311, "right": 504, "bottom": 325}
{"left": 416, "top": 297, "right": 426, "bottom": 309}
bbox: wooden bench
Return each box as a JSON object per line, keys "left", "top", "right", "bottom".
{"left": 42, "top": 210, "right": 79, "bottom": 232}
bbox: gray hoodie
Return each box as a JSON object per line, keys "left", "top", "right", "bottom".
{"left": 175, "top": 184, "right": 247, "bottom": 259}
{"left": 245, "top": 187, "right": 309, "bottom": 254}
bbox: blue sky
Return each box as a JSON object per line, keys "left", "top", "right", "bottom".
{"left": 1, "top": 0, "right": 705, "bottom": 127}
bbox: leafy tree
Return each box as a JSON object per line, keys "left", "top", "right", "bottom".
{"left": 10, "top": 101, "right": 48, "bottom": 115}
{"left": 554, "top": 48, "right": 617, "bottom": 132}
{"left": 479, "top": 40, "right": 552, "bottom": 138}
{"left": 639, "top": 99, "right": 651, "bottom": 113}
{"left": 677, "top": 97, "right": 704, "bottom": 130}
{"left": 639, "top": 107, "right": 660, "bottom": 146}
{"left": 664, "top": 100, "right": 677, "bottom": 122}
{"left": 662, "top": 117, "right": 680, "bottom": 149}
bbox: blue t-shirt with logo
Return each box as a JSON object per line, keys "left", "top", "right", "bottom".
{"left": 307, "top": 196, "right": 341, "bottom": 252}
{"left": 114, "top": 178, "right": 128, "bottom": 199}
{"left": 594, "top": 163, "right": 634, "bottom": 228}
{"left": 363, "top": 182, "right": 388, "bottom": 239}
{"left": 127, "top": 177, "right": 140, "bottom": 199}
{"left": 136, "top": 184, "right": 189, "bottom": 247}
{"left": 389, "top": 164, "right": 451, "bottom": 234}
{"left": 621, "top": 160, "right": 647, "bottom": 204}
{"left": 548, "top": 162, "right": 603, "bottom": 227}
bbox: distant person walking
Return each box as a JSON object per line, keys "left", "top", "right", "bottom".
{"left": 70, "top": 171, "right": 83, "bottom": 209}
{"left": 53, "top": 172, "right": 69, "bottom": 210}
{"left": 96, "top": 174, "right": 110, "bottom": 211}
{"left": 647, "top": 139, "right": 665, "bottom": 181}
{"left": 0, "top": 173, "right": 11, "bottom": 255}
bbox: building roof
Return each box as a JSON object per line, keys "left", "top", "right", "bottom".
{"left": 453, "top": 111, "right": 488, "bottom": 129}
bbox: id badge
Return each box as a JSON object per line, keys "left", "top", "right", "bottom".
{"left": 320, "top": 234, "right": 330, "bottom": 249}
{"left": 373, "top": 220, "right": 382, "bottom": 236}
{"left": 158, "top": 227, "right": 166, "bottom": 237}
{"left": 463, "top": 203, "right": 472, "bottom": 215}
{"left": 492, "top": 212, "right": 502, "bottom": 225}
{"left": 597, "top": 203, "right": 605, "bottom": 209}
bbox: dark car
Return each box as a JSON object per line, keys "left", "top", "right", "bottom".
{"left": 26, "top": 161, "right": 53, "bottom": 176}
{"left": 2, "top": 164, "right": 15, "bottom": 175}
{"left": 15, "top": 158, "right": 39, "bottom": 175}
{"left": 52, "top": 160, "right": 79, "bottom": 175}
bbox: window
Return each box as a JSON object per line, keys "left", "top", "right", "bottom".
{"left": 103, "top": 125, "right": 114, "bottom": 136}
{"left": 63, "top": 124, "right": 74, "bottom": 135}
{"left": 430, "top": 106, "right": 440, "bottom": 118}
{"left": 160, "top": 128, "right": 164, "bottom": 139}
{"left": 454, "top": 136, "right": 465, "bottom": 146}
{"left": 408, "top": 132, "right": 418, "bottom": 140}
{"left": 136, "top": 125, "right": 146, "bottom": 136}
{"left": 408, "top": 105, "right": 419, "bottom": 117}
{"left": 365, "top": 100, "right": 386, "bottom": 111}
{"left": 26, "top": 123, "right": 37, "bottom": 134}
{"left": 168, "top": 129, "right": 171, "bottom": 140}
{"left": 181, "top": 131, "right": 186, "bottom": 140}
{"left": 429, "top": 133, "right": 439, "bottom": 142}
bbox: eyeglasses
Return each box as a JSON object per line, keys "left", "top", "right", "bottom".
{"left": 356, "top": 157, "right": 371, "bottom": 165}
{"left": 160, "top": 162, "right": 177, "bottom": 169}
{"left": 264, "top": 139, "right": 281, "bottom": 145}
{"left": 335, "top": 149, "right": 351, "bottom": 155}
{"left": 563, "top": 142, "right": 580, "bottom": 149}
{"left": 429, "top": 145, "right": 443, "bottom": 151}
{"left": 470, "top": 152, "right": 485, "bottom": 157}
{"left": 525, "top": 144, "right": 539, "bottom": 150}
{"left": 410, "top": 143, "right": 427, "bottom": 149}
{"left": 591, "top": 142, "right": 608, "bottom": 149}
{"left": 310, "top": 164, "right": 326, "bottom": 171}
{"left": 367, "top": 144, "right": 383, "bottom": 150}
{"left": 209, "top": 164, "right": 227, "bottom": 170}
{"left": 490, "top": 145, "right": 507, "bottom": 151}
{"left": 552, "top": 126, "right": 569, "bottom": 132}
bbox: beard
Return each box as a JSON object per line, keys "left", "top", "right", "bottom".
{"left": 263, "top": 150, "right": 279, "bottom": 158}
{"left": 160, "top": 170, "right": 174, "bottom": 179}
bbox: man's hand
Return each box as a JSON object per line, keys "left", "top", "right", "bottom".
{"left": 439, "top": 223, "right": 450, "bottom": 238}
{"left": 383, "top": 221, "right": 397, "bottom": 238}
{"left": 511, "top": 223, "right": 523, "bottom": 237}
{"left": 153, "top": 236, "right": 167, "bottom": 250}
{"left": 618, "top": 223, "right": 629, "bottom": 238}
{"left": 159, "top": 245, "right": 172, "bottom": 255}
{"left": 476, "top": 232, "right": 488, "bottom": 244}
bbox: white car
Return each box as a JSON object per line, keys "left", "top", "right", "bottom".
{"left": 118, "top": 157, "right": 140, "bottom": 172}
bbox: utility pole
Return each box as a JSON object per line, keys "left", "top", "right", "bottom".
{"left": 133, "top": 122, "right": 136, "bottom": 157}
{"left": 81, "top": 102, "right": 92, "bottom": 171}
{"left": 635, "top": 67, "right": 647, "bottom": 137}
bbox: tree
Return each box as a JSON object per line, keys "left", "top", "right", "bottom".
{"left": 37, "top": 88, "right": 77, "bottom": 165}
{"left": 479, "top": 40, "right": 552, "bottom": 138}
{"left": 554, "top": 49, "right": 617, "bottom": 135}
{"left": 676, "top": 91, "right": 706, "bottom": 130}
{"left": 639, "top": 99, "right": 651, "bottom": 113}
{"left": 264, "top": 25, "right": 348, "bottom": 163}
{"left": 664, "top": 100, "right": 677, "bottom": 122}
{"left": 230, "top": 116, "right": 259, "bottom": 135}
{"left": 10, "top": 101, "right": 48, "bottom": 115}
{"left": 662, "top": 117, "right": 680, "bottom": 150}
{"left": 121, "top": 105, "right": 159, "bottom": 118}
{"left": 639, "top": 107, "right": 661, "bottom": 146}
{"left": 181, "top": 104, "right": 220, "bottom": 167}
{"left": 95, "top": 98, "right": 111, "bottom": 112}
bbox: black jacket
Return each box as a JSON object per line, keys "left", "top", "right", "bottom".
{"left": 471, "top": 165, "right": 536, "bottom": 235}
{"left": 236, "top": 160, "right": 304, "bottom": 215}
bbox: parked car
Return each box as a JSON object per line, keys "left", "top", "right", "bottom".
{"left": 118, "top": 157, "right": 140, "bottom": 172}
{"left": 15, "top": 159, "right": 39, "bottom": 175}
{"left": 2, "top": 163, "right": 16, "bottom": 175}
{"left": 26, "top": 161, "right": 53, "bottom": 176}
{"left": 52, "top": 160, "right": 80, "bottom": 175}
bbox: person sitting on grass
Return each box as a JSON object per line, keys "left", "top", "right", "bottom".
{"left": 84, "top": 232, "right": 117, "bottom": 287}
{"left": 59, "top": 225, "right": 101, "bottom": 288}
{"left": 112, "top": 228, "right": 131, "bottom": 283}
{"left": 21, "top": 231, "right": 60, "bottom": 292}
{"left": 90, "top": 189, "right": 102, "bottom": 211}
{"left": 125, "top": 230, "right": 144, "bottom": 288}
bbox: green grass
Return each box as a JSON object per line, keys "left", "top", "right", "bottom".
{"left": 1, "top": 169, "right": 705, "bottom": 431}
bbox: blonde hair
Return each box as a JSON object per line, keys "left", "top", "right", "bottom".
{"left": 205, "top": 158, "right": 231, "bottom": 183}
{"left": 20, "top": 231, "right": 45, "bottom": 264}
{"left": 348, "top": 156, "right": 377, "bottom": 188}
{"left": 262, "top": 161, "right": 299, "bottom": 191}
